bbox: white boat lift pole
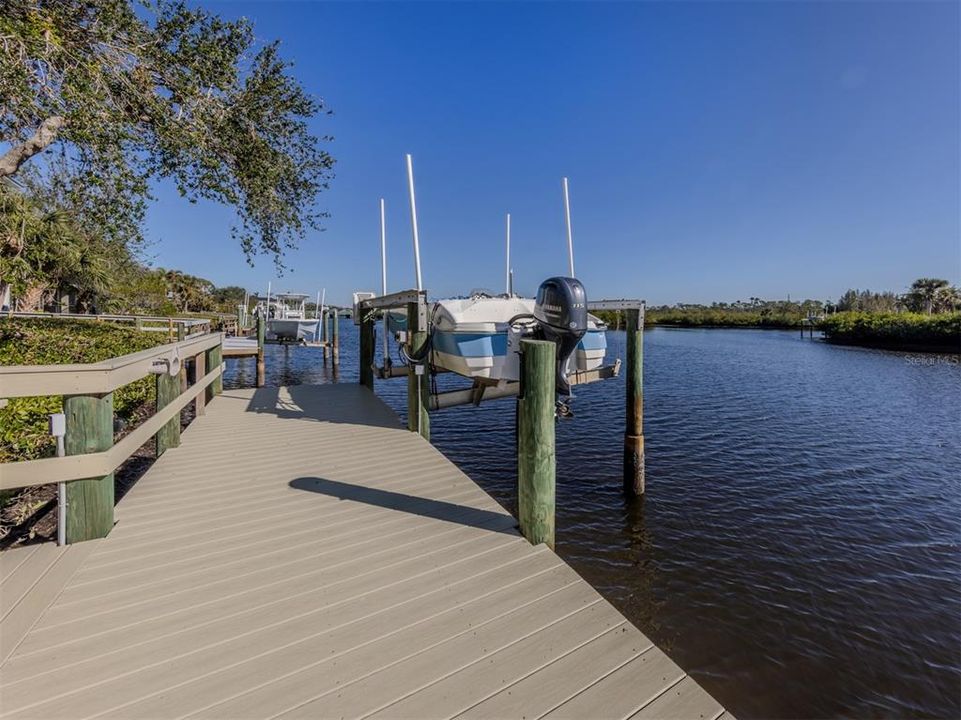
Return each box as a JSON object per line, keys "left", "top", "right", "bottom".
{"left": 505, "top": 213, "right": 511, "bottom": 295}
{"left": 562, "top": 177, "right": 575, "bottom": 277}
{"left": 380, "top": 198, "right": 389, "bottom": 362}
{"left": 265, "top": 281, "right": 272, "bottom": 321}
{"left": 406, "top": 154, "right": 423, "bottom": 291}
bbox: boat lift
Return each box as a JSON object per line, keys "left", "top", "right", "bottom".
{"left": 355, "top": 291, "right": 642, "bottom": 410}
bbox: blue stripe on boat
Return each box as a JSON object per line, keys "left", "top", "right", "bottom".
{"left": 578, "top": 330, "right": 607, "bottom": 351}
{"left": 432, "top": 331, "right": 509, "bottom": 358}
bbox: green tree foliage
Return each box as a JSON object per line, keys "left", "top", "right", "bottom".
{"left": 820, "top": 311, "right": 960, "bottom": 352}
{"left": 0, "top": 177, "right": 118, "bottom": 309}
{"left": 836, "top": 289, "right": 900, "bottom": 313}
{"left": 591, "top": 299, "right": 822, "bottom": 329}
{"left": 902, "top": 278, "right": 960, "bottom": 314}
{"left": 0, "top": 0, "right": 334, "bottom": 265}
{"left": 211, "top": 285, "right": 247, "bottom": 308}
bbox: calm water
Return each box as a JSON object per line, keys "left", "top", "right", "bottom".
{"left": 225, "top": 325, "right": 961, "bottom": 719}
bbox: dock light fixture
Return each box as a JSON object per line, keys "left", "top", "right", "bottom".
{"left": 49, "top": 413, "right": 67, "bottom": 546}
{"left": 149, "top": 350, "right": 182, "bottom": 378}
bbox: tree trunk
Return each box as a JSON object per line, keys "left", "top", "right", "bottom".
{"left": 0, "top": 117, "right": 66, "bottom": 177}
{"left": 19, "top": 283, "right": 47, "bottom": 311}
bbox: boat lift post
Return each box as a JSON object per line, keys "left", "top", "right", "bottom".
{"left": 562, "top": 178, "right": 575, "bottom": 277}
{"left": 587, "top": 298, "right": 646, "bottom": 495}
{"left": 331, "top": 307, "right": 340, "bottom": 367}
{"left": 380, "top": 198, "right": 390, "bottom": 371}
{"left": 354, "top": 290, "right": 428, "bottom": 389}
{"left": 505, "top": 213, "right": 511, "bottom": 295}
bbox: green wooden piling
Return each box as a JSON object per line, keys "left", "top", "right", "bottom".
{"left": 322, "top": 311, "right": 329, "bottom": 363}
{"left": 360, "top": 313, "right": 375, "bottom": 390}
{"left": 406, "top": 301, "right": 430, "bottom": 441}
{"left": 624, "top": 306, "right": 645, "bottom": 496}
{"left": 205, "top": 342, "right": 223, "bottom": 402}
{"left": 256, "top": 314, "right": 266, "bottom": 387}
{"left": 155, "top": 370, "right": 181, "bottom": 456}
{"left": 517, "top": 338, "right": 556, "bottom": 549}
{"left": 64, "top": 393, "right": 114, "bottom": 543}
{"left": 332, "top": 310, "right": 340, "bottom": 365}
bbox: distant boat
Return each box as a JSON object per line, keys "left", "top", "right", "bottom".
{"left": 258, "top": 293, "right": 321, "bottom": 343}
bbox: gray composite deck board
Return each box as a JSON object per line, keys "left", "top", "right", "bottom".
{"left": 0, "top": 384, "right": 729, "bottom": 719}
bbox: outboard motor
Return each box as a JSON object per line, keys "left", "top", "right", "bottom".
{"left": 533, "top": 277, "right": 588, "bottom": 395}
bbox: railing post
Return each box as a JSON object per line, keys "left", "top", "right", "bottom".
{"left": 360, "top": 312, "right": 375, "bottom": 390}
{"left": 624, "top": 305, "right": 645, "bottom": 496}
{"left": 194, "top": 350, "right": 207, "bottom": 416}
{"left": 205, "top": 338, "right": 223, "bottom": 402}
{"left": 406, "top": 301, "right": 430, "bottom": 441}
{"left": 176, "top": 322, "right": 186, "bottom": 342}
{"left": 517, "top": 338, "right": 556, "bottom": 549}
{"left": 256, "top": 314, "right": 266, "bottom": 387}
{"left": 64, "top": 393, "right": 114, "bottom": 543}
{"left": 155, "top": 369, "right": 181, "bottom": 456}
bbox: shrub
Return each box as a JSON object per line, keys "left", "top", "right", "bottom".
{"left": 0, "top": 318, "right": 166, "bottom": 462}
{"left": 819, "top": 312, "right": 961, "bottom": 352}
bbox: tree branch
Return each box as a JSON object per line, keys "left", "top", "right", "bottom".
{"left": 0, "top": 116, "right": 66, "bottom": 177}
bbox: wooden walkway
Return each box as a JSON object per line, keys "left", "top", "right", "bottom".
{"left": 0, "top": 384, "right": 729, "bottom": 719}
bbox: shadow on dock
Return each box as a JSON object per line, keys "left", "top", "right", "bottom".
{"left": 232, "top": 384, "right": 400, "bottom": 428}
{"left": 290, "top": 477, "right": 519, "bottom": 536}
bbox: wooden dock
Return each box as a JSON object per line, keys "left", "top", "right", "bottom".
{"left": 0, "top": 384, "right": 729, "bottom": 720}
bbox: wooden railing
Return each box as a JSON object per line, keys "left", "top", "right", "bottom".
{"left": 4, "top": 311, "right": 212, "bottom": 339}
{"left": 0, "top": 333, "right": 224, "bottom": 543}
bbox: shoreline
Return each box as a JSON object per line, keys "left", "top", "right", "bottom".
{"left": 642, "top": 324, "right": 960, "bottom": 354}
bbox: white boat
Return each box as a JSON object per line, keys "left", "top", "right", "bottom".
{"left": 429, "top": 292, "right": 607, "bottom": 383}
{"left": 259, "top": 293, "right": 321, "bottom": 342}
{"left": 363, "top": 158, "right": 610, "bottom": 395}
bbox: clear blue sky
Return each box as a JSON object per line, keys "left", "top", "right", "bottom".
{"left": 145, "top": 1, "right": 960, "bottom": 307}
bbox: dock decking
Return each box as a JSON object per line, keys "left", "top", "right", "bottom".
{"left": 0, "top": 384, "right": 728, "bottom": 719}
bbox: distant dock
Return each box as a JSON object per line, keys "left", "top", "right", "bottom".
{"left": 0, "top": 379, "right": 730, "bottom": 719}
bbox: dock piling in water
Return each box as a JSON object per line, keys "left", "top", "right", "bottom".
{"left": 332, "top": 310, "right": 340, "bottom": 366}
{"left": 624, "top": 305, "right": 645, "bottom": 496}
{"left": 407, "top": 301, "right": 430, "bottom": 441}
{"left": 255, "top": 314, "right": 266, "bottom": 387}
{"left": 517, "top": 338, "right": 556, "bottom": 549}
{"left": 360, "top": 312, "right": 375, "bottom": 390}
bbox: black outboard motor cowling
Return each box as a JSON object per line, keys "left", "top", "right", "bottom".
{"left": 533, "top": 277, "right": 588, "bottom": 395}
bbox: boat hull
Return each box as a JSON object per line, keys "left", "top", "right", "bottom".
{"left": 268, "top": 319, "right": 321, "bottom": 342}
{"left": 432, "top": 330, "right": 514, "bottom": 380}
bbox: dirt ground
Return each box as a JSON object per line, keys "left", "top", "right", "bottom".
{"left": 0, "top": 403, "right": 196, "bottom": 549}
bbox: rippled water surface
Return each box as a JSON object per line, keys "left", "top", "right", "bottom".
{"left": 225, "top": 325, "right": 961, "bottom": 719}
